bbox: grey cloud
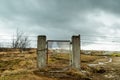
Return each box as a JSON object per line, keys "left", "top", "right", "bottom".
{"left": 0, "top": 0, "right": 120, "bottom": 42}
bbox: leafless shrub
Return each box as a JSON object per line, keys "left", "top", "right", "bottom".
{"left": 12, "top": 29, "right": 30, "bottom": 53}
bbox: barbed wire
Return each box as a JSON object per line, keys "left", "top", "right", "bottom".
{"left": 81, "top": 34, "right": 120, "bottom": 38}
{"left": 1, "top": 34, "right": 120, "bottom": 38}
{"left": 0, "top": 35, "right": 120, "bottom": 48}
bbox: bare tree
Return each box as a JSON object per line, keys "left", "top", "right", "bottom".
{"left": 12, "top": 29, "right": 30, "bottom": 53}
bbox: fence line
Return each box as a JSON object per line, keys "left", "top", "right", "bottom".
{"left": 0, "top": 35, "right": 120, "bottom": 50}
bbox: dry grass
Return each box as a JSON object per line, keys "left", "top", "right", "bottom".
{"left": 0, "top": 48, "right": 106, "bottom": 80}
{"left": 81, "top": 54, "right": 102, "bottom": 63}
{"left": 0, "top": 73, "right": 57, "bottom": 80}
{"left": 48, "top": 53, "right": 70, "bottom": 68}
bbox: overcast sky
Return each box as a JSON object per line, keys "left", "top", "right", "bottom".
{"left": 1, "top": 0, "right": 120, "bottom": 50}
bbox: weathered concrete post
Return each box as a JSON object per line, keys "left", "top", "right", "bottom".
{"left": 72, "top": 35, "right": 80, "bottom": 69}
{"left": 37, "top": 35, "right": 46, "bottom": 69}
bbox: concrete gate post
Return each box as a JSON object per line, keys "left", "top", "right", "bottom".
{"left": 37, "top": 35, "right": 46, "bottom": 69}
{"left": 72, "top": 35, "right": 81, "bottom": 69}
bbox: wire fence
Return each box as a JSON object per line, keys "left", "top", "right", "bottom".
{"left": 0, "top": 34, "right": 120, "bottom": 78}
{"left": 81, "top": 34, "right": 120, "bottom": 51}
{"left": 0, "top": 34, "right": 120, "bottom": 50}
{"left": 0, "top": 35, "right": 37, "bottom": 48}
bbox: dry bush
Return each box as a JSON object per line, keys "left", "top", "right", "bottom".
{"left": 12, "top": 29, "right": 30, "bottom": 53}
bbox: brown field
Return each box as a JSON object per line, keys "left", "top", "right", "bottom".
{"left": 0, "top": 48, "right": 120, "bottom": 80}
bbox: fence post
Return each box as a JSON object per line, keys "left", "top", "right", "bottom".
{"left": 72, "top": 35, "right": 81, "bottom": 69}
{"left": 37, "top": 35, "right": 46, "bottom": 69}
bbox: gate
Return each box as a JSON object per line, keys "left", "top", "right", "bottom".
{"left": 37, "top": 35, "right": 80, "bottom": 70}
{"left": 47, "top": 40, "right": 72, "bottom": 69}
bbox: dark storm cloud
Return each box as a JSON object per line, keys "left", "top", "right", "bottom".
{"left": 0, "top": 0, "right": 120, "bottom": 40}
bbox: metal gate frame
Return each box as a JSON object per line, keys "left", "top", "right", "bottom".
{"left": 46, "top": 40, "right": 72, "bottom": 67}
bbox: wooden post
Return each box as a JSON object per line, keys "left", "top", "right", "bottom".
{"left": 72, "top": 35, "right": 80, "bottom": 69}
{"left": 37, "top": 35, "right": 46, "bottom": 69}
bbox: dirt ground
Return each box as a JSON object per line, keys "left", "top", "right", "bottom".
{"left": 100, "top": 57, "right": 120, "bottom": 80}
{"left": 110, "top": 57, "right": 120, "bottom": 78}
{"left": 86, "top": 56, "right": 120, "bottom": 80}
